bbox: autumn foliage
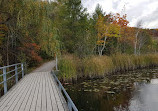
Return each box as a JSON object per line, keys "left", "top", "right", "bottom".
{"left": 0, "top": 0, "right": 157, "bottom": 67}
{"left": 19, "top": 43, "right": 42, "bottom": 63}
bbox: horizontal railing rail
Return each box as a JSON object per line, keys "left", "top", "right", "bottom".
{"left": 0, "top": 63, "right": 25, "bottom": 94}
{"left": 0, "top": 63, "right": 22, "bottom": 69}
{"left": 52, "top": 71, "right": 78, "bottom": 111}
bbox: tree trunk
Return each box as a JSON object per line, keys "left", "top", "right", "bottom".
{"left": 134, "top": 31, "right": 139, "bottom": 55}
{"left": 98, "top": 36, "right": 107, "bottom": 56}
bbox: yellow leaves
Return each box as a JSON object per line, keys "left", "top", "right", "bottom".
{"left": 96, "top": 15, "right": 121, "bottom": 46}
{"left": 108, "top": 24, "right": 120, "bottom": 37}
{"left": 97, "top": 40, "right": 104, "bottom": 45}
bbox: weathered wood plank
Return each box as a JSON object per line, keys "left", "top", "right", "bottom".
{"left": 48, "top": 73, "right": 65, "bottom": 111}
{"left": 0, "top": 74, "right": 32, "bottom": 110}
{"left": 0, "top": 74, "right": 30, "bottom": 102}
{"left": 47, "top": 72, "right": 59, "bottom": 111}
{"left": 35, "top": 72, "right": 43, "bottom": 111}
{"left": 53, "top": 75, "right": 69, "bottom": 111}
{"left": 0, "top": 72, "right": 69, "bottom": 111}
{"left": 10, "top": 74, "right": 37, "bottom": 111}
{"left": 41, "top": 72, "right": 47, "bottom": 111}
{"left": 18, "top": 73, "right": 38, "bottom": 111}
{"left": 45, "top": 72, "right": 53, "bottom": 111}
{"left": 0, "top": 74, "right": 35, "bottom": 111}
{"left": 24, "top": 73, "right": 40, "bottom": 111}
{"left": 29, "top": 73, "right": 41, "bottom": 111}
{"left": 16, "top": 73, "right": 39, "bottom": 111}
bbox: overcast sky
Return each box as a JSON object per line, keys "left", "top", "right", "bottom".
{"left": 81, "top": 0, "right": 158, "bottom": 29}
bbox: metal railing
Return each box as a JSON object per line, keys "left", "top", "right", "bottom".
{"left": 0, "top": 63, "right": 25, "bottom": 94}
{"left": 52, "top": 71, "right": 78, "bottom": 111}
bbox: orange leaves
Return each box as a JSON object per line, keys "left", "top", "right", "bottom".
{"left": 112, "top": 13, "right": 129, "bottom": 27}
{"left": 19, "top": 43, "right": 42, "bottom": 63}
{"left": 97, "top": 40, "right": 105, "bottom": 45}
{"left": 119, "top": 26, "right": 135, "bottom": 46}
{"left": 31, "top": 50, "right": 42, "bottom": 62}
{"left": 96, "top": 14, "right": 121, "bottom": 46}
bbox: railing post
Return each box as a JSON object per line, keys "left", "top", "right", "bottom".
{"left": 56, "top": 55, "right": 58, "bottom": 70}
{"left": 59, "top": 85, "right": 61, "bottom": 91}
{"left": 15, "top": 65, "right": 18, "bottom": 83}
{"left": 3, "top": 67, "right": 7, "bottom": 94}
{"left": 21, "top": 63, "right": 24, "bottom": 78}
{"left": 68, "top": 101, "right": 72, "bottom": 111}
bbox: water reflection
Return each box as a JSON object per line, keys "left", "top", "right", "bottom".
{"left": 65, "top": 68, "right": 158, "bottom": 111}
{"left": 128, "top": 79, "right": 158, "bottom": 111}
{"left": 151, "top": 79, "right": 158, "bottom": 84}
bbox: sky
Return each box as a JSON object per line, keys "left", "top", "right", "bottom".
{"left": 81, "top": 0, "right": 158, "bottom": 29}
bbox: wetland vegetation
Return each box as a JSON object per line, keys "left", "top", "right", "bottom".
{"left": 58, "top": 54, "right": 158, "bottom": 81}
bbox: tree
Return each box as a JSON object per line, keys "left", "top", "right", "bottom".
{"left": 134, "top": 20, "right": 142, "bottom": 55}
{"left": 137, "top": 30, "right": 152, "bottom": 55}
{"left": 92, "top": 4, "right": 105, "bottom": 22}
{"left": 119, "top": 27, "right": 135, "bottom": 53}
{"left": 96, "top": 14, "right": 120, "bottom": 56}
{"left": 0, "top": 0, "right": 59, "bottom": 66}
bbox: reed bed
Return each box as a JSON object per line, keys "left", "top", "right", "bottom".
{"left": 58, "top": 53, "right": 158, "bottom": 81}
{"left": 58, "top": 54, "right": 77, "bottom": 81}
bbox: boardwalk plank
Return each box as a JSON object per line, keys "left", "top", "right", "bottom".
{"left": 13, "top": 73, "right": 39, "bottom": 111}
{"left": 48, "top": 73, "right": 65, "bottom": 111}
{"left": 18, "top": 73, "right": 38, "bottom": 111}
{"left": 23, "top": 73, "right": 40, "bottom": 111}
{"left": 29, "top": 73, "right": 41, "bottom": 111}
{"left": 0, "top": 72, "right": 69, "bottom": 111}
{"left": 0, "top": 74, "right": 33, "bottom": 111}
{"left": 47, "top": 72, "right": 59, "bottom": 111}
{"left": 8, "top": 74, "right": 37, "bottom": 111}
{"left": 0, "top": 74, "right": 30, "bottom": 103}
{"left": 35, "top": 72, "right": 43, "bottom": 111}
{"left": 41, "top": 72, "right": 47, "bottom": 111}
{"left": 45, "top": 72, "right": 53, "bottom": 111}
{"left": 0, "top": 74, "right": 32, "bottom": 111}
{"left": 53, "top": 74, "right": 69, "bottom": 111}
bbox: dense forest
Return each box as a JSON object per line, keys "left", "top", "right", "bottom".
{"left": 0, "top": 0, "right": 158, "bottom": 78}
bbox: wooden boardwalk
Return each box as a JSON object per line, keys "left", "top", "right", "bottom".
{"left": 0, "top": 71, "right": 68, "bottom": 111}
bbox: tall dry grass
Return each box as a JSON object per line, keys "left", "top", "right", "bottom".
{"left": 58, "top": 53, "right": 158, "bottom": 80}
{"left": 58, "top": 54, "right": 77, "bottom": 81}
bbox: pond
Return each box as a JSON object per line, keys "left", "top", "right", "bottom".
{"left": 64, "top": 68, "right": 158, "bottom": 111}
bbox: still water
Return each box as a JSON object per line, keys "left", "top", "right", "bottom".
{"left": 64, "top": 68, "right": 158, "bottom": 111}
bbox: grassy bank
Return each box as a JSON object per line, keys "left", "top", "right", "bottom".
{"left": 58, "top": 54, "right": 158, "bottom": 81}
{"left": 58, "top": 55, "right": 78, "bottom": 81}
